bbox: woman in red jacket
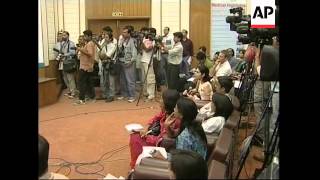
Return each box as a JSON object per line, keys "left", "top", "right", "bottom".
{"left": 129, "top": 89, "right": 181, "bottom": 169}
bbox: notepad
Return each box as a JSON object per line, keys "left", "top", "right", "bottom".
{"left": 125, "top": 123, "right": 144, "bottom": 133}
{"left": 234, "top": 80, "right": 241, "bottom": 88}
{"left": 103, "top": 173, "right": 125, "bottom": 179}
{"left": 135, "top": 146, "right": 167, "bottom": 165}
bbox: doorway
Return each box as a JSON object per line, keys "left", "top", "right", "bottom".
{"left": 87, "top": 19, "right": 149, "bottom": 38}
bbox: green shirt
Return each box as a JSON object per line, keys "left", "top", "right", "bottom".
{"left": 204, "top": 57, "right": 213, "bottom": 70}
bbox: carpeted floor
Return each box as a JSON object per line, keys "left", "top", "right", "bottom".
{"left": 39, "top": 91, "right": 160, "bottom": 179}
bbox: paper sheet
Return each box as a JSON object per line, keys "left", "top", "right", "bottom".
{"left": 234, "top": 80, "right": 241, "bottom": 88}
{"left": 135, "top": 146, "right": 167, "bottom": 165}
{"left": 125, "top": 123, "right": 144, "bottom": 133}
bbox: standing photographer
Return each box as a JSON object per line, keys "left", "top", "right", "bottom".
{"left": 98, "top": 32, "right": 117, "bottom": 102}
{"left": 53, "top": 31, "right": 65, "bottom": 89}
{"left": 181, "top": 29, "right": 194, "bottom": 79}
{"left": 140, "top": 32, "right": 156, "bottom": 101}
{"left": 117, "top": 26, "right": 138, "bottom": 103}
{"left": 162, "top": 32, "right": 183, "bottom": 90}
{"left": 253, "top": 36, "right": 279, "bottom": 162}
{"left": 75, "top": 30, "right": 96, "bottom": 105}
{"left": 59, "top": 31, "right": 77, "bottom": 99}
{"left": 159, "top": 27, "right": 174, "bottom": 90}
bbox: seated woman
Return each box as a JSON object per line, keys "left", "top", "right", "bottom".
{"left": 129, "top": 89, "right": 181, "bottom": 169}
{"left": 174, "top": 97, "right": 208, "bottom": 159}
{"left": 183, "top": 65, "right": 213, "bottom": 102}
{"left": 201, "top": 93, "right": 234, "bottom": 134}
{"left": 169, "top": 149, "right": 208, "bottom": 180}
{"left": 152, "top": 97, "right": 208, "bottom": 160}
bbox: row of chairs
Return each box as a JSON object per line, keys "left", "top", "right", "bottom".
{"left": 129, "top": 110, "right": 241, "bottom": 179}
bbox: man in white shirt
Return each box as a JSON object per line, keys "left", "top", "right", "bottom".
{"left": 162, "top": 32, "right": 183, "bottom": 90}
{"left": 140, "top": 34, "right": 156, "bottom": 101}
{"left": 159, "top": 27, "right": 174, "bottom": 89}
{"left": 39, "top": 135, "right": 69, "bottom": 179}
{"left": 98, "top": 31, "right": 117, "bottom": 102}
{"left": 209, "top": 50, "right": 232, "bottom": 78}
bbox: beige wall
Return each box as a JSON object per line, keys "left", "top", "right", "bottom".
{"left": 39, "top": 0, "right": 86, "bottom": 66}
{"left": 151, "top": 0, "right": 190, "bottom": 36}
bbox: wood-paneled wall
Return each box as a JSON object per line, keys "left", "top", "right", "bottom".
{"left": 86, "top": 0, "right": 151, "bottom": 19}
{"left": 189, "top": 0, "right": 211, "bottom": 68}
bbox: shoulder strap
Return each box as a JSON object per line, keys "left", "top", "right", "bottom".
{"left": 67, "top": 41, "right": 70, "bottom": 53}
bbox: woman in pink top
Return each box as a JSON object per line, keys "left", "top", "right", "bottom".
{"left": 184, "top": 65, "right": 213, "bottom": 101}
{"left": 129, "top": 89, "right": 181, "bottom": 169}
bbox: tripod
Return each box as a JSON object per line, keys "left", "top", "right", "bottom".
{"left": 236, "top": 61, "right": 258, "bottom": 137}
{"left": 136, "top": 47, "right": 156, "bottom": 106}
{"left": 254, "top": 112, "right": 279, "bottom": 179}
{"left": 235, "top": 81, "right": 278, "bottom": 179}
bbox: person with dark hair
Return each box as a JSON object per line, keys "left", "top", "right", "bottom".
{"left": 129, "top": 89, "right": 181, "bottom": 169}
{"left": 196, "top": 51, "right": 213, "bottom": 70}
{"left": 158, "top": 26, "right": 174, "bottom": 90}
{"left": 59, "top": 31, "right": 77, "bottom": 99}
{"left": 102, "top": 26, "right": 120, "bottom": 95}
{"left": 233, "top": 49, "right": 247, "bottom": 74}
{"left": 213, "top": 51, "right": 220, "bottom": 63}
{"left": 39, "top": 135, "right": 69, "bottom": 179}
{"left": 98, "top": 32, "right": 117, "bottom": 102}
{"left": 74, "top": 29, "right": 96, "bottom": 105}
{"left": 180, "top": 29, "right": 193, "bottom": 79}
{"left": 201, "top": 93, "right": 234, "bottom": 133}
{"left": 215, "top": 76, "right": 233, "bottom": 94}
{"left": 227, "top": 48, "right": 239, "bottom": 70}
{"left": 169, "top": 149, "right": 208, "bottom": 180}
{"left": 140, "top": 27, "right": 156, "bottom": 101}
{"left": 199, "top": 76, "right": 239, "bottom": 116}
{"left": 183, "top": 65, "right": 213, "bottom": 101}
{"left": 161, "top": 32, "right": 183, "bottom": 90}
{"left": 199, "top": 46, "right": 206, "bottom": 53}
{"left": 117, "top": 26, "right": 138, "bottom": 103}
{"left": 102, "top": 26, "right": 113, "bottom": 33}
{"left": 174, "top": 97, "right": 207, "bottom": 159}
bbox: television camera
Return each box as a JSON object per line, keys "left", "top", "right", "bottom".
{"left": 226, "top": 7, "right": 279, "bottom": 46}
{"left": 131, "top": 27, "right": 163, "bottom": 54}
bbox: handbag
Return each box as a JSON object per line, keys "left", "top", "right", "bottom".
{"left": 147, "top": 119, "right": 161, "bottom": 136}
{"left": 63, "top": 42, "right": 76, "bottom": 73}
{"left": 109, "top": 61, "right": 121, "bottom": 75}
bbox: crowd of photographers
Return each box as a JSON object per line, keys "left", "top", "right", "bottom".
{"left": 53, "top": 25, "right": 255, "bottom": 105}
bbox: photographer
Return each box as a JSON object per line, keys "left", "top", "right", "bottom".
{"left": 59, "top": 31, "right": 77, "bottom": 99}
{"left": 253, "top": 36, "right": 279, "bottom": 162}
{"left": 103, "top": 26, "right": 121, "bottom": 96}
{"left": 75, "top": 30, "right": 96, "bottom": 105}
{"left": 162, "top": 32, "right": 183, "bottom": 90}
{"left": 159, "top": 27, "right": 174, "bottom": 90}
{"left": 53, "top": 31, "right": 66, "bottom": 89}
{"left": 117, "top": 26, "right": 138, "bottom": 103}
{"left": 140, "top": 30, "right": 156, "bottom": 101}
{"left": 98, "top": 32, "right": 117, "bottom": 102}
{"left": 180, "top": 29, "right": 194, "bottom": 79}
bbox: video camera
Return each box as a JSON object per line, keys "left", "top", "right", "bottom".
{"left": 226, "top": 7, "right": 279, "bottom": 46}
{"left": 131, "top": 27, "right": 163, "bottom": 54}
